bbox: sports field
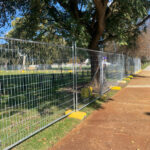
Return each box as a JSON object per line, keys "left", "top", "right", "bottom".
{"left": 0, "top": 69, "right": 92, "bottom": 149}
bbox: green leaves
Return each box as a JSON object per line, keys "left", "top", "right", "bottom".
{"left": 105, "top": 0, "right": 150, "bottom": 46}
{"left": 1, "top": 0, "right": 150, "bottom": 49}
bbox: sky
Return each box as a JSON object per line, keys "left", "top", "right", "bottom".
{"left": 0, "top": 10, "right": 22, "bottom": 37}
{"left": 0, "top": 24, "right": 12, "bottom": 37}
{"left": 0, "top": 0, "right": 113, "bottom": 37}
{"left": 0, "top": 1, "right": 149, "bottom": 37}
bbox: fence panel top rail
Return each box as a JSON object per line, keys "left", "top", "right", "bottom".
{"left": 0, "top": 37, "right": 72, "bottom": 49}
{"left": 0, "top": 37, "right": 141, "bottom": 150}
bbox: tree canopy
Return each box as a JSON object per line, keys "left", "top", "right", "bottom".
{"left": 0, "top": 0, "right": 150, "bottom": 49}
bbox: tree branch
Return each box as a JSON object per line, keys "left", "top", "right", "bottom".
{"left": 136, "top": 15, "right": 150, "bottom": 27}
{"left": 99, "top": 34, "right": 116, "bottom": 44}
{"left": 99, "top": 15, "right": 150, "bottom": 44}
{"left": 57, "top": 0, "right": 91, "bottom": 33}
{"left": 105, "top": 0, "right": 117, "bottom": 19}
{"left": 108, "top": 0, "right": 116, "bottom": 8}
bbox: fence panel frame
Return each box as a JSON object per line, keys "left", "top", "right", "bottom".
{"left": 0, "top": 37, "right": 141, "bottom": 150}
{"left": 0, "top": 37, "right": 75, "bottom": 150}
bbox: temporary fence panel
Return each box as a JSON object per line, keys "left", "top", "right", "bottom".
{"left": 101, "top": 52, "right": 124, "bottom": 93}
{"left": 0, "top": 37, "right": 74, "bottom": 150}
{"left": 75, "top": 47, "right": 101, "bottom": 110}
{"left": 0, "top": 37, "right": 141, "bottom": 150}
{"left": 134, "top": 58, "right": 141, "bottom": 73}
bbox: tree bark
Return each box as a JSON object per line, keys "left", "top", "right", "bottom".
{"left": 89, "top": 51, "right": 100, "bottom": 89}
{"left": 88, "top": 0, "right": 108, "bottom": 90}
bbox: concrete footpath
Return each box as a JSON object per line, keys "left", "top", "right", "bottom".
{"left": 51, "top": 67, "right": 150, "bottom": 150}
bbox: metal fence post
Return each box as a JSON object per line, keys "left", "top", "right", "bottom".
{"left": 121, "top": 53, "right": 125, "bottom": 79}
{"left": 74, "top": 42, "right": 78, "bottom": 111}
{"left": 134, "top": 58, "right": 136, "bottom": 73}
{"left": 72, "top": 43, "right": 76, "bottom": 112}
{"left": 72, "top": 41, "right": 78, "bottom": 111}
{"left": 140, "top": 58, "right": 142, "bottom": 70}
{"left": 99, "top": 52, "right": 104, "bottom": 95}
{"left": 0, "top": 37, "right": 143, "bottom": 150}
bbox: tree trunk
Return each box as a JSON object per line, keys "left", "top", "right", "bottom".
{"left": 23, "top": 55, "right": 26, "bottom": 70}
{"left": 86, "top": 0, "right": 108, "bottom": 91}
{"left": 89, "top": 51, "right": 100, "bottom": 90}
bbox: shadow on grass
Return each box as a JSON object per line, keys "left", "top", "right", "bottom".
{"left": 0, "top": 72, "right": 91, "bottom": 117}
{"left": 86, "top": 95, "right": 115, "bottom": 111}
{"left": 87, "top": 100, "right": 105, "bottom": 110}
{"left": 0, "top": 110, "right": 21, "bottom": 119}
{"left": 133, "top": 75, "right": 150, "bottom": 78}
{"left": 104, "top": 98, "right": 114, "bottom": 102}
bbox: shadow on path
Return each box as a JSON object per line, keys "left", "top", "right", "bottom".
{"left": 145, "top": 112, "right": 150, "bottom": 116}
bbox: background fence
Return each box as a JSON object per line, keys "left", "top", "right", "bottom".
{"left": 0, "top": 37, "right": 141, "bottom": 150}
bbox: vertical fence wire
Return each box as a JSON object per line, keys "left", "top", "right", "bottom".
{"left": 0, "top": 37, "right": 74, "bottom": 150}
{"left": 0, "top": 37, "right": 141, "bottom": 150}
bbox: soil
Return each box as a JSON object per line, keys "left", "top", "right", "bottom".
{"left": 51, "top": 68, "right": 150, "bottom": 150}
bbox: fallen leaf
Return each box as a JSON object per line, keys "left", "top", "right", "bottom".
{"left": 43, "top": 138, "right": 47, "bottom": 141}
{"left": 131, "top": 140, "right": 135, "bottom": 144}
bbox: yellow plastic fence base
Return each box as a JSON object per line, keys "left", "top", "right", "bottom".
{"left": 128, "top": 75, "right": 133, "bottom": 79}
{"left": 110, "top": 86, "right": 122, "bottom": 90}
{"left": 101, "top": 94, "right": 107, "bottom": 99}
{"left": 65, "top": 110, "right": 87, "bottom": 120}
{"left": 117, "top": 80, "right": 127, "bottom": 84}
{"left": 135, "top": 70, "right": 142, "bottom": 74}
{"left": 65, "top": 110, "right": 73, "bottom": 115}
{"left": 123, "top": 78, "right": 130, "bottom": 81}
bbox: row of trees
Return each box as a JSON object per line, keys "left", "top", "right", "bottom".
{"left": 0, "top": 1, "right": 149, "bottom": 47}
{"left": 0, "top": 41, "right": 73, "bottom": 67}
{"left": 0, "top": 0, "right": 150, "bottom": 87}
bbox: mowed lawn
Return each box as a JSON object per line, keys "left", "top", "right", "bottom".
{"left": 0, "top": 69, "right": 73, "bottom": 75}
{"left": 0, "top": 67, "right": 126, "bottom": 150}
{"left": 0, "top": 69, "right": 92, "bottom": 150}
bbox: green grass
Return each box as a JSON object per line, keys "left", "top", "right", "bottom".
{"left": 11, "top": 117, "right": 80, "bottom": 150}
{"left": 0, "top": 70, "right": 71, "bottom": 75}
{"left": 0, "top": 69, "right": 90, "bottom": 75}
{"left": 0, "top": 69, "right": 129, "bottom": 150}
{"left": 11, "top": 88, "right": 122, "bottom": 150}
{"left": 0, "top": 71, "right": 92, "bottom": 150}
{"left": 141, "top": 61, "right": 150, "bottom": 70}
